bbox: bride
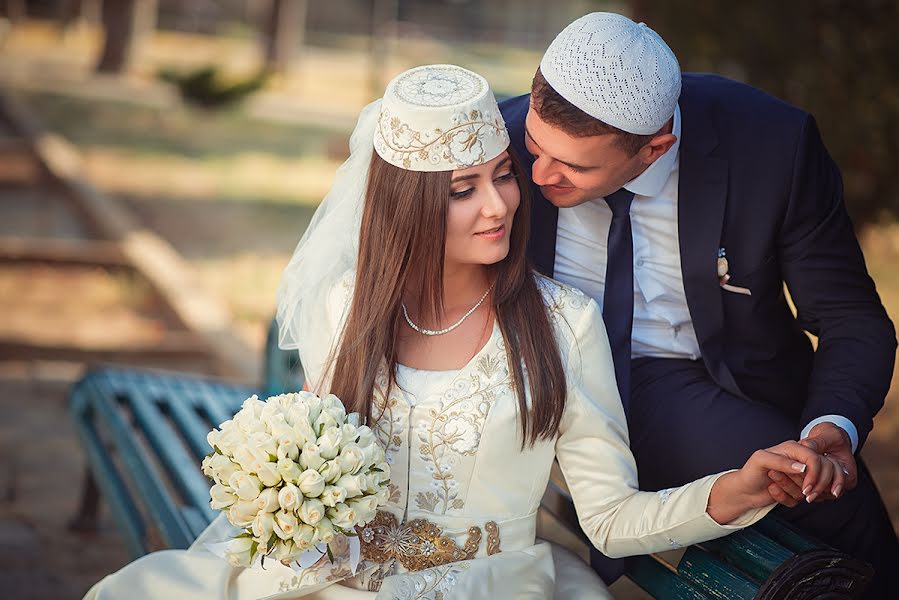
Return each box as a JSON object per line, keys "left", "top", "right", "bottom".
{"left": 85, "top": 64, "right": 834, "bottom": 600}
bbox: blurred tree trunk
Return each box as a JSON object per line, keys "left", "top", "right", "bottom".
{"left": 263, "top": 0, "right": 307, "bottom": 74}
{"left": 96, "top": 0, "right": 137, "bottom": 73}
{"left": 1, "top": 0, "right": 26, "bottom": 23}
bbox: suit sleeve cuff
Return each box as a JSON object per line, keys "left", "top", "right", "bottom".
{"left": 801, "top": 415, "right": 859, "bottom": 453}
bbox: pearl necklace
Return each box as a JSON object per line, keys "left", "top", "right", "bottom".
{"left": 402, "top": 283, "right": 495, "bottom": 336}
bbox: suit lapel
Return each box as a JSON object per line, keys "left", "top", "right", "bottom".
{"left": 678, "top": 91, "right": 744, "bottom": 398}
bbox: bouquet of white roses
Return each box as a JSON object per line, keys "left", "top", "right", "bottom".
{"left": 201, "top": 391, "right": 390, "bottom": 568}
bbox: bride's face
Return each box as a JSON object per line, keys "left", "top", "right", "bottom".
{"left": 444, "top": 151, "right": 520, "bottom": 269}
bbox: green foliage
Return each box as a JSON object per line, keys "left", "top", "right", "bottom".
{"left": 158, "top": 66, "right": 268, "bottom": 111}
{"left": 627, "top": 0, "right": 899, "bottom": 227}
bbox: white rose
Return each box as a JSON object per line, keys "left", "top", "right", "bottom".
{"left": 277, "top": 442, "right": 299, "bottom": 462}
{"left": 299, "top": 442, "right": 325, "bottom": 470}
{"left": 252, "top": 511, "right": 275, "bottom": 539}
{"left": 235, "top": 407, "right": 266, "bottom": 434}
{"left": 227, "top": 499, "right": 259, "bottom": 528}
{"left": 278, "top": 482, "right": 302, "bottom": 512}
{"left": 314, "top": 410, "right": 340, "bottom": 434}
{"left": 248, "top": 431, "right": 278, "bottom": 457}
{"left": 277, "top": 458, "right": 303, "bottom": 484}
{"left": 337, "top": 445, "right": 365, "bottom": 475}
{"left": 225, "top": 536, "right": 255, "bottom": 567}
{"left": 322, "top": 394, "right": 347, "bottom": 416}
{"left": 314, "top": 518, "right": 336, "bottom": 544}
{"left": 286, "top": 401, "right": 310, "bottom": 427}
{"left": 228, "top": 471, "right": 262, "bottom": 501}
{"left": 270, "top": 420, "right": 298, "bottom": 447}
{"left": 345, "top": 412, "right": 362, "bottom": 427}
{"left": 338, "top": 423, "right": 359, "bottom": 447}
{"left": 355, "top": 426, "right": 376, "bottom": 448}
{"left": 293, "top": 420, "right": 317, "bottom": 447}
{"left": 271, "top": 539, "right": 296, "bottom": 561}
{"left": 316, "top": 428, "right": 342, "bottom": 460}
{"left": 297, "top": 392, "right": 323, "bottom": 420}
{"left": 299, "top": 498, "right": 325, "bottom": 526}
{"left": 206, "top": 454, "right": 239, "bottom": 484}
{"left": 292, "top": 523, "right": 317, "bottom": 551}
{"left": 232, "top": 447, "right": 258, "bottom": 473}
{"left": 273, "top": 510, "right": 299, "bottom": 540}
{"left": 318, "top": 459, "right": 342, "bottom": 484}
{"left": 216, "top": 426, "right": 247, "bottom": 457}
{"left": 368, "top": 461, "right": 390, "bottom": 485}
{"left": 206, "top": 429, "right": 221, "bottom": 451}
{"left": 326, "top": 503, "right": 357, "bottom": 530}
{"left": 335, "top": 473, "right": 365, "bottom": 499}
{"left": 375, "top": 486, "right": 390, "bottom": 505}
{"left": 296, "top": 469, "right": 326, "bottom": 497}
{"left": 256, "top": 462, "right": 282, "bottom": 488}
{"left": 261, "top": 399, "right": 288, "bottom": 422}
{"left": 348, "top": 496, "right": 379, "bottom": 525}
{"left": 361, "top": 443, "right": 386, "bottom": 469}
{"left": 241, "top": 394, "right": 265, "bottom": 415}
{"left": 254, "top": 488, "right": 280, "bottom": 513}
{"left": 320, "top": 485, "right": 347, "bottom": 508}
{"left": 209, "top": 483, "right": 236, "bottom": 510}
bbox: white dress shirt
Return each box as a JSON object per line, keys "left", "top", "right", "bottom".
{"left": 555, "top": 106, "right": 700, "bottom": 361}
{"left": 552, "top": 105, "right": 858, "bottom": 451}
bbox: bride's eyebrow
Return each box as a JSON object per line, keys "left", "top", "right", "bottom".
{"left": 451, "top": 173, "right": 479, "bottom": 184}
{"left": 492, "top": 157, "right": 511, "bottom": 173}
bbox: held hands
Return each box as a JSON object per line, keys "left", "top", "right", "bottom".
{"left": 766, "top": 423, "right": 856, "bottom": 507}
{"left": 707, "top": 440, "right": 841, "bottom": 525}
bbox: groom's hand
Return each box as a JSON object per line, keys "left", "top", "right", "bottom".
{"left": 800, "top": 422, "right": 857, "bottom": 494}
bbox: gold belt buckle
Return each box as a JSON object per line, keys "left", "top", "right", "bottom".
{"left": 356, "top": 511, "right": 501, "bottom": 573}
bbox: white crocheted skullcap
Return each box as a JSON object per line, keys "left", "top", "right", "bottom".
{"left": 540, "top": 12, "right": 681, "bottom": 135}
{"left": 374, "top": 64, "right": 510, "bottom": 172}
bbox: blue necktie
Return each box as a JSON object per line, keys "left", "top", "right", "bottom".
{"left": 602, "top": 188, "right": 636, "bottom": 407}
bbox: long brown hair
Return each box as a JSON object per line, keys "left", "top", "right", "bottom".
{"left": 328, "top": 150, "right": 567, "bottom": 446}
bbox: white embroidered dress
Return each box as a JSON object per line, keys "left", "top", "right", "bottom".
{"left": 84, "top": 276, "right": 773, "bottom": 600}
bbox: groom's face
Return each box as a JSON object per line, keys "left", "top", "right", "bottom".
{"left": 524, "top": 105, "right": 646, "bottom": 208}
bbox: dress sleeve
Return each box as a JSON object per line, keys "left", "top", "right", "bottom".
{"left": 554, "top": 299, "right": 774, "bottom": 559}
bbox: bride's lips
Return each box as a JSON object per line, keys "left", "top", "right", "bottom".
{"left": 475, "top": 224, "right": 506, "bottom": 240}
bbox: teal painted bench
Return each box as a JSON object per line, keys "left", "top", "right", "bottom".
{"left": 69, "top": 321, "right": 873, "bottom": 597}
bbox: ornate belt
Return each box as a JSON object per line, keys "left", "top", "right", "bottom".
{"left": 355, "top": 510, "right": 501, "bottom": 574}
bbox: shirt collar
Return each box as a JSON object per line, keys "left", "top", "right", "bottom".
{"left": 623, "top": 104, "right": 681, "bottom": 198}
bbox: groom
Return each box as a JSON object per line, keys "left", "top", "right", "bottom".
{"left": 500, "top": 12, "right": 898, "bottom": 597}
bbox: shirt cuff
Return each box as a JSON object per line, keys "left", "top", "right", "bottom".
{"left": 800, "top": 415, "right": 859, "bottom": 453}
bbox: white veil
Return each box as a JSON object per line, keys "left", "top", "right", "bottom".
{"left": 275, "top": 100, "right": 381, "bottom": 382}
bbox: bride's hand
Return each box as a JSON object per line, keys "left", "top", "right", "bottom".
{"left": 706, "top": 441, "right": 836, "bottom": 524}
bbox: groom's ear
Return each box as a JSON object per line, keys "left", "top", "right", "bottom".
{"left": 637, "top": 133, "right": 677, "bottom": 166}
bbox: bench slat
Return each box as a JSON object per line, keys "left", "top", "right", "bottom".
{"left": 70, "top": 383, "right": 148, "bottom": 557}
{"left": 678, "top": 547, "right": 759, "bottom": 599}
{"left": 628, "top": 555, "right": 711, "bottom": 599}
{"left": 90, "top": 372, "right": 197, "bottom": 552}
{"left": 697, "top": 527, "right": 794, "bottom": 583}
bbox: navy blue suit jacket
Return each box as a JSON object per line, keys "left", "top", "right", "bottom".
{"left": 500, "top": 74, "right": 896, "bottom": 450}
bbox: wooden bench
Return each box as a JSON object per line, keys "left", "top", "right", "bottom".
{"left": 69, "top": 323, "right": 873, "bottom": 597}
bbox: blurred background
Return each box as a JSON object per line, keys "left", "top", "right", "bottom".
{"left": 0, "top": 1, "right": 896, "bottom": 598}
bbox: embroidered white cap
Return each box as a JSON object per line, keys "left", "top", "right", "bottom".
{"left": 374, "top": 64, "right": 510, "bottom": 172}
{"left": 540, "top": 12, "right": 681, "bottom": 135}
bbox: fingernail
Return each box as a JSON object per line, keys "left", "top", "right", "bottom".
{"left": 842, "top": 467, "right": 849, "bottom": 476}
{"left": 806, "top": 493, "right": 817, "bottom": 503}
{"left": 832, "top": 485, "right": 842, "bottom": 498}
{"left": 792, "top": 462, "right": 806, "bottom": 473}
{"left": 802, "top": 486, "right": 812, "bottom": 496}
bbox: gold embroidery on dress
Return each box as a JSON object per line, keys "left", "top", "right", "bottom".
{"left": 357, "top": 511, "right": 499, "bottom": 574}
{"left": 415, "top": 352, "right": 510, "bottom": 514}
